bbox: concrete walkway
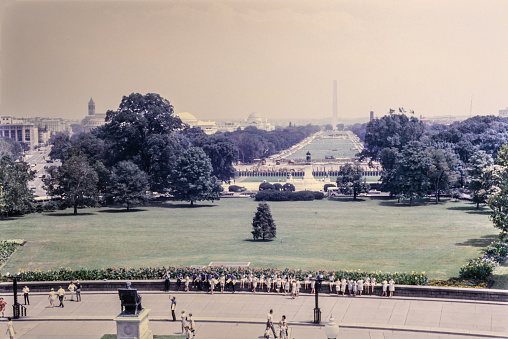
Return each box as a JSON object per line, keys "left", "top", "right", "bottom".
{"left": 1, "top": 290, "right": 508, "bottom": 338}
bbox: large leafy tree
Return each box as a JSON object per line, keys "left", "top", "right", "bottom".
{"left": 489, "top": 143, "right": 508, "bottom": 240}
{"left": 251, "top": 202, "right": 276, "bottom": 241}
{"left": 98, "top": 93, "right": 183, "bottom": 191}
{"left": 467, "top": 150, "right": 494, "bottom": 209}
{"left": 382, "top": 141, "right": 432, "bottom": 206}
{"left": 43, "top": 153, "right": 99, "bottom": 215}
{"left": 360, "top": 114, "right": 425, "bottom": 166}
{"left": 169, "top": 147, "right": 223, "bottom": 206}
{"left": 48, "top": 132, "right": 72, "bottom": 161}
{"left": 104, "top": 161, "right": 149, "bottom": 210}
{"left": 336, "top": 163, "right": 369, "bottom": 200}
{"left": 427, "top": 147, "right": 458, "bottom": 203}
{"left": 0, "top": 138, "right": 23, "bottom": 161}
{"left": 0, "top": 155, "right": 35, "bottom": 217}
{"left": 182, "top": 128, "right": 238, "bottom": 182}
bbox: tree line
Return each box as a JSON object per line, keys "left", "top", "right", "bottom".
{"left": 358, "top": 113, "right": 508, "bottom": 207}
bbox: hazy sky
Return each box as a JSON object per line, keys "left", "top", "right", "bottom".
{"left": 1, "top": 0, "right": 508, "bottom": 122}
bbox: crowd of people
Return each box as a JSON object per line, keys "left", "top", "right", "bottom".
{"left": 171, "top": 271, "right": 396, "bottom": 298}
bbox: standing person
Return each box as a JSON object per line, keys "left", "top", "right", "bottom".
{"left": 220, "top": 275, "right": 226, "bottom": 293}
{"left": 188, "top": 312, "right": 196, "bottom": 337}
{"left": 57, "top": 286, "right": 65, "bottom": 307}
{"left": 371, "top": 276, "right": 376, "bottom": 294}
{"left": 340, "top": 277, "right": 346, "bottom": 296}
{"left": 0, "top": 297, "right": 6, "bottom": 317}
{"left": 253, "top": 276, "right": 258, "bottom": 293}
{"left": 184, "top": 325, "right": 192, "bottom": 339}
{"left": 353, "top": 280, "right": 358, "bottom": 297}
{"left": 364, "top": 277, "right": 370, "bottom": 295}
{"left": 347, "top": 279, "right": 353, "bottom": 296}
{"left": 278, "top": 315, "right": 288, "bottom": 339}
{"left": 266, "top": 309, "right": 278, "bottom": 338}
{"left": 310, "top": 278, "right": 315, "bottom": 294}
{"left": 210, "top": 276, "right": 215, "bottom": 295}
{"left": 180, "top": 309, "right": 187, "bottom": 334}
{"left": 304, "top": 274, "right": 309, "bottom": 289}
{"left": 381, "top": 279, "right": 388, "bottom": 297}
{"left": 68, "top": 281, "right": 76, "bottom": 301}
{"left": 170, "top": 296, "right": 177, "bottom": 321}
{"left": 75, "top": 280, "right": 82, "bottom": 302}
{"left": 328, "top": 272, "right": 335, "bottom": 292}
{"left": 23, "top": 285, "right": 30, "bottom": 305}
{"left": 5, "top": 317, "right": 16, "bottom": 339}
{"left": 184, "top": 275, "right": 190, "bottom": 292}
{"left": 296, "top": 279, "right": 301, "bottom": 297}
{"left": 48, "top": 288, "right": 57, "bottom": 307}
{"left": 266, "top": 276, "right": 272, "bottom": 293}
{"left": 358, "top": 278, "right": 364, "bottom": 296}
{"left": 164, "top": 271, "right": 171, "bottom": 292}
{"left": 176, "top": 273, "right": 183, "bottom": 291}
{"left": 284, "top": 278, "right": 290, "bottom": 296}
{"left": 389, "top": 278, "right": 395, "bottom": 297}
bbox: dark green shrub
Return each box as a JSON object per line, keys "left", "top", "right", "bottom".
{"left": 228, "top": 185, "right": 246, "bottom": 192}
{"left": 324, "top": 184, "right": 336, "bottom": 192}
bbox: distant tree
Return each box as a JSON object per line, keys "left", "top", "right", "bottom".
{"left": 467, "top": 150, "right": 494, "bottom": 209}
{"left": 251, "top": 202, "right": 276, "bottom": 241}
{"left": 259, "top": 182, "right": 274, "bottom": 191}
{"left": 0, "top": 138, "right": 23, "bottom": 161}
{"left": 488, "top": 169, "right": 508, "bottom": 241}
{"left": 324, "top": 124, "right": 333, "bottom": 131}
{"left": 169, "top": 147, "right": 223, "bottom": 206}
{"left": 104, "top": 161, "right": 149, "bottom": 210}
{"left": 360, "top": 114, "right": 425, "bottom": 166}
{"left": 228, "top": 133, "right": 264, "bottom": 163}
{"left": 282, "top": 183, "right": 295, "bottom": 191}
{"left": 43, "top": 153, "right": 99, "bottom": 215}
{"left": 98, "top": 93, "right": 183, "bottom": 191}
{"left": 336, "top": 163, "right": 369, "bottom": 200}
{"left": 0, "top": 155, "right": 35, "bottom": 217}
{"left": 273, "top": 183, "right": 283, "bottom": 191}
{"left": 49, "top": 132, "right": 71, "bottom": 161}
{"left": 383, "top": 141, "right": 431, "bottom": 205}
{"left": 427, "top": 147, "right": 458, "bottom": 203}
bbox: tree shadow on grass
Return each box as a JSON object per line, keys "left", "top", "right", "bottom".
{"left": 99, "top": 208, "right": 147, "bottom": 213}
{"left": 0, "top": 214, "right": 26, "bottom": 221}
{"left": 152, "top": 203, "right": 218, "bottom": 209}
{"left": 43, "top": 212, "right": 96, "bottom": 217}
{"left": 455, "top": 234, "right": 498, "bottom": 247}
{"left": 447, "top": 205, "right": 491, "bottom": 215}
{"left": 328, "top": 197, "right": 367, "bottom": 202}
{"left": 377, "top": 200, "right": 428, "bottom": 207}
{"left": 243, "top": 238, "right": 275, "bottom": 242}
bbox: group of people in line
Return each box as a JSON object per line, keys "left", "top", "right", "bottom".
{"left": 169, "top": 271, "right": 396, "bottom": 297}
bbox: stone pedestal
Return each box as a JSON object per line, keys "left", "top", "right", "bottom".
{"left": 114, "top": 308, "right": 153, "bottom": 339}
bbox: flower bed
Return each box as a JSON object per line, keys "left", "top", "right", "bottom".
{"left": 459, "top": 242, "right": 508, "bottom": 281}
{"left": 428, "top": 278, "right": 489, "bottom": 289}
{"left": 0, "top": 240, "right": 25, "bottom": 265}
{"left": 0, "top": 266, "right": 428, "bottom": 285}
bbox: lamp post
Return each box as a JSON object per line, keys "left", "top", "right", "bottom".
{"left": 313, "top": 277, "right": 321, "bottom": 323}
{"left": 324, "top": 314, "right": 340, "bottom": 339}
{"left": 6, "top": 272, "right": 21, "bottom": 319}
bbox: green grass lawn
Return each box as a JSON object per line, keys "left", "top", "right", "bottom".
{"left": 0, "top": 197, "right": 498, "bottom": 280}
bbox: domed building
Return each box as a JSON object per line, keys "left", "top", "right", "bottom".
{"left": 242, "top": 112, "right": 274, "bottom": 131}
{"left": 175, "top": 112, "right": 217, "bottom": 135}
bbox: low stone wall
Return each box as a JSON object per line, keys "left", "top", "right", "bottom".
{"left": 1, "top": 280, "right": 507, "bottom": 302}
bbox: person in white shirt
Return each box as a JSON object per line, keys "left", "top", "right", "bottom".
{"left": 389, "top": 278, "right": 395, "bottom": 297}
{"left": 68, "top": 282, "right": 76, "bottom": 301}
{"left": 48, "top": 288, "right": 57, "bottom": 308}
{"left": 23, "top": 286, "right": 30, "bottom": 305}
{"left": 181, "top": 310, "right": 187, "bottom": 334}
{"left": 266, "top": 309, "right": 277, "bottom": 338}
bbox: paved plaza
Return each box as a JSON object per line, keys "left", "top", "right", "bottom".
{"left": 1, "top": 290, "right": 507, "bottom": 338}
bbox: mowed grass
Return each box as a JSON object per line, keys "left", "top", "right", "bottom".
{"left": 0, "top": 197, "right": 498, "bottom": 280}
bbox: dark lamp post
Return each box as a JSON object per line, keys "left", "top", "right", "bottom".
{"left": 313, "top": 277, "right": 321, "bottom": 323}
{"left": 6, "top": 272, "right": 22, "bottom": 319}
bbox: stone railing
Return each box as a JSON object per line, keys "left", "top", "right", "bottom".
{"left": 1, "top": 280, "right": 507, "bottom": 302}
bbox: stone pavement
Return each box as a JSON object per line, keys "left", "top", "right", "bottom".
{"left": 1, "top": 290, "right": 507, "bottom": 338}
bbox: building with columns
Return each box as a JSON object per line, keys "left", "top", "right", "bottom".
{"left": 82, "top": 98, "right": 107, "bottom": 132}
{"left": 0, "top": 116, "right": 39, "bottom": 150}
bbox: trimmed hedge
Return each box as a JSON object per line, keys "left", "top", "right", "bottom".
{"left": 1, "top": 266, "right": 428, "bottom": 285}
{"left": 255, "top": 190, "right": 324, "bottom": 201}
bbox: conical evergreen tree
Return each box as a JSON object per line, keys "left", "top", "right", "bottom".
{"left": 251, "top": 202, "right": 276, "bottom": 241}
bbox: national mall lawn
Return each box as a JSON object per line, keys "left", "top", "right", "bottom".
{"left": 0, "top": 197, "right": 499, "bottom": 280}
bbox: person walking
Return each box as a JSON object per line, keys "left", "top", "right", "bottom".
{"left": 170, "top": 296, "right": 177, "bottom": 321}
{"left": 0, "top": 297, "right": 7, "bottom": 317}
{"left": 48, "top": 288, "right": 57, "bottom": 307}
{"left": 23, "top": 286, "right": 30, "bottom": 305}
{"left": 68, "top": 281, "right": 76, "bottom": 301}
{"left": 188, "top": 312, "right": 196, "bottom": 337}
{"left": 75, "top": 280, "right": 82, "bottom": 302}
{"left": 5, "top": 317, "right": 16, "bottom": 339}
{"left": 267, "top": 309, "right": 278, "bottom": 338}
{"left": 180, "top": 309, "right": 187, "bottom": 334}
{"left": 58, "top": 286, "right": 66, "bottom": 307}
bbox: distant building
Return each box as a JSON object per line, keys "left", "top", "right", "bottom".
{"left": 241, "top": 112, "right": 274, "bottom": 131}
{"left": 175, "top": 112, "right": 218, "bottom": 135}
{"left": 82, "top": 98, "right": 107, "bottom": 133}
{"left": 499, "top": 107, "right": 508, "bottom": 117}
{"left": 0, "top": 116, "right": 39, "bottom": 150}
{"left": 176, "top": 111, "right": 274, "bottom": 134}
{"left": 25, "top": 117, "right": 71, "bottom": 144}
{"left": 370, "top": 111, "right": 374, "bottom": 121}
